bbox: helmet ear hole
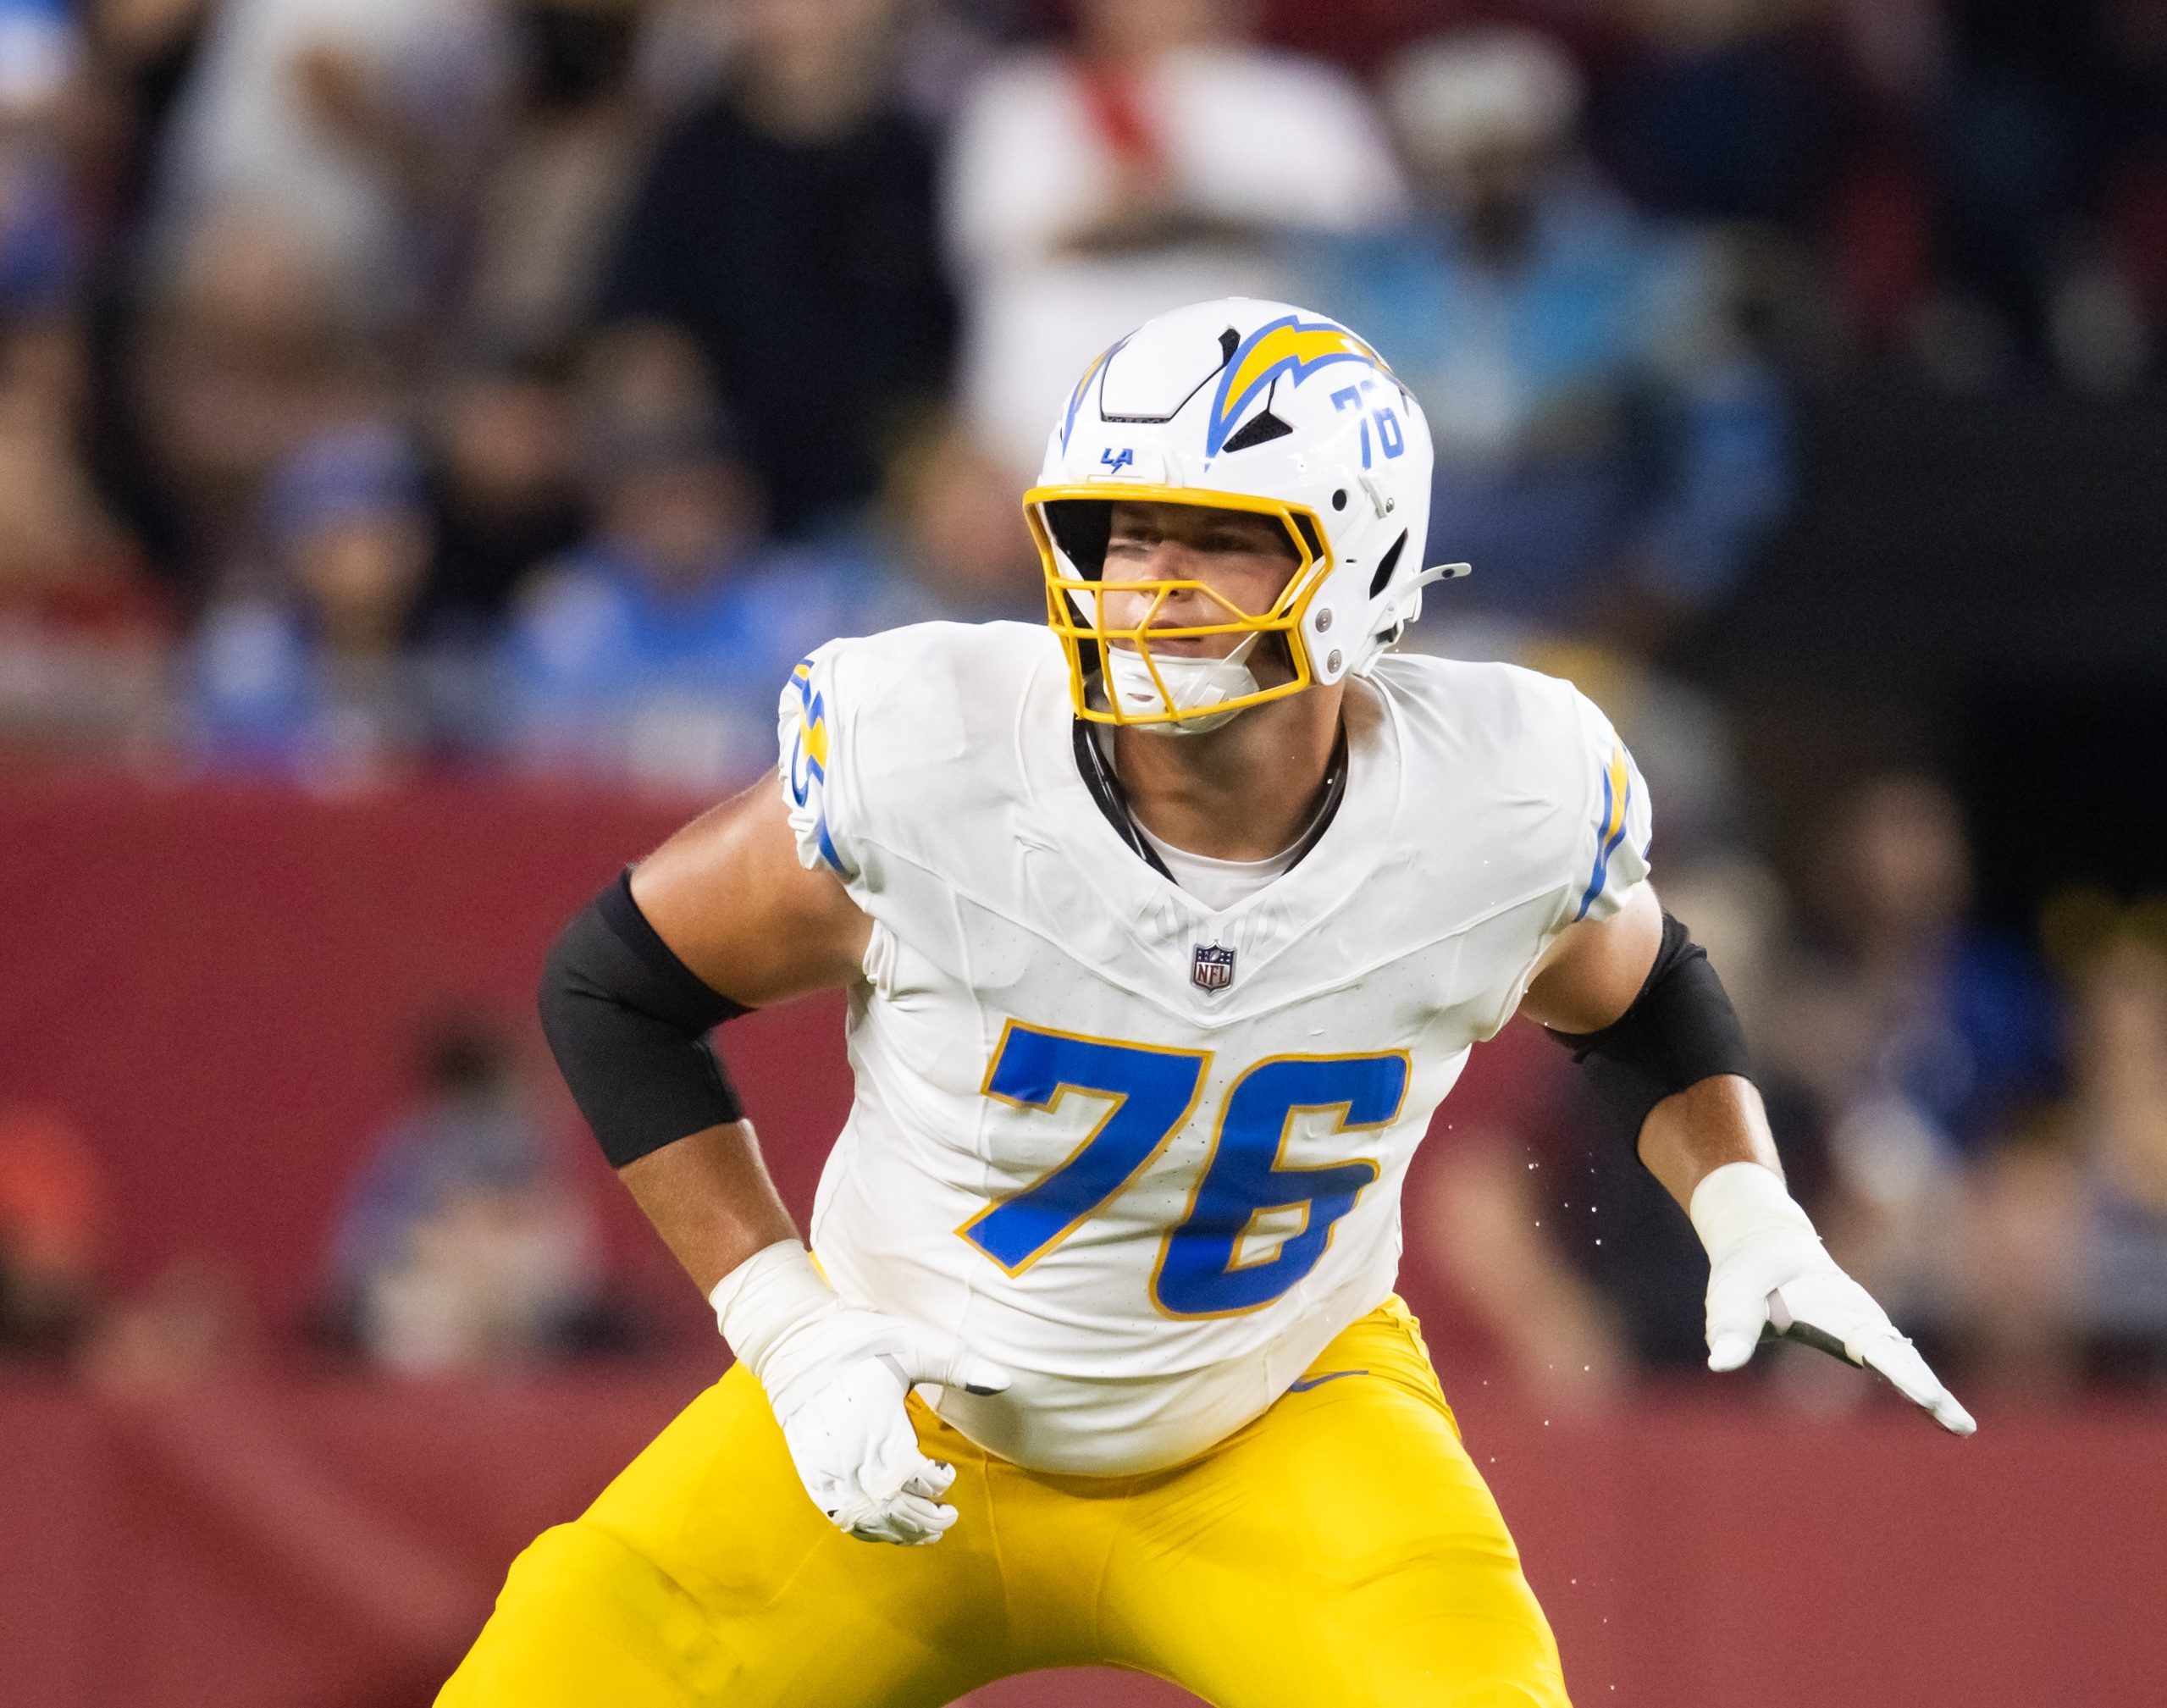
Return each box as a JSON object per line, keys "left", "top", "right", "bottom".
{"left": 1367, "top": 530, "right": 1409, "bottom": 600}
{"left": 1331, "top": 489, "right": 1348, "bottom": 511}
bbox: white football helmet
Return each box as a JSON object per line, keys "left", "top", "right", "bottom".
{"left": 1025, "top": 297, "right": 1462, "bottom": 730}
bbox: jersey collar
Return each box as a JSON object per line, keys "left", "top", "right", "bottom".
{"left": 1069, "top": 705, "right": 1349, "bottom": 892}
{"left": 1017, "top": 644, "right": 1403, "bottom": 1012}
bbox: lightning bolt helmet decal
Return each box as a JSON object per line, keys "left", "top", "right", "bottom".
{"left": 1205, "top": 315, "right": 1394, "bottom": 458}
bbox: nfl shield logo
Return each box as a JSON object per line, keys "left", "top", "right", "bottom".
{"left": 1191, "top": 943, "right": 1236, "bottom": 992}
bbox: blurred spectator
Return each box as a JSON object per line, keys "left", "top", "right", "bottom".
{"left": 70, "top": 0, "right": 219, "bottom": 578}
{"left": 150, "top": 0, "right": 504, "bottom": 333}
{"left": 2017, "top": 904, "right": 2167, "bottom": 1387}
{"left": 129, "top": 207, "right": 393, "bottom": 585}
{"left": 1929, "top": 0, "right": 2167, "bottom": 393}
{"left": 79, "top": 1255, "right": 261, "bottom": 1392}
{"left": 0, "top": 0, "right": 82, "bottom": 319}
{"left": 0, "top": 328, "right": 169, "bottom": 756}
{"left": 1313, "top": 27, "right": 1788, "bottom": 641}
{"left": 1938, "top": 1114, "right": 2085, "bottom": 1396}
{"left": 1815, "top": 2, "right": 1944, "bottom": 360}
{"left": 1767, "top": 775, "right": 2062, "bottom": 1313}
{"left": 74, "top": 0, "right": 216, "bottom": 243}
{"left": 1837, "top": 0, "right": 1949, "bottom": 107}
{"left": 947, "top": 0, "right": 1405, "bottom": 470}
{"left": 1935, "top": 905, "right": 2167, "bottom": 1396}
{"left": 815, "top": 420, "right": 1047, "bottom": 627}
{"left": 0, "top": 0, "right": 77, "bottom": 111}
{"left": 600, "top": 0, "right": 955, "bottom": 535}
{"left": 2070, "top": 922, "right": 2167, "bottom": 1385}
{"left": 185, "top": 420, "right": 460, "bottom": 786}
{"left": 502, "top": 396, "right": 892, "bottom": 792}
{"left": 460, "top": 1, "right": 651, "bottom": 356}
{"left": 1601, "top": 0, "right": 1852, "bottom": 231}
{"left": 413, "top": 349, "right": 587, "bottom": 644}
{"left": 0, "top": 1104, "right": 105, "bottom": 1362}
{"left": 628, "top": 0, "right": 737, "bottom": 114}
{"left": 324, "top": 1020, "right": 610, "bottom": 1372}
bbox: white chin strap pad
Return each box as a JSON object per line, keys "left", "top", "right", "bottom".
{"left": 1104, "top": 634, "right": 1263, "bottom": 735}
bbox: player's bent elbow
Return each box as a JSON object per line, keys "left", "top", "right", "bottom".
{"left": 1545, "top": 911, "right": 1754, "bottom": 1156}
{"left": 538, "top": 872, "right": 750, "bottom": 1169}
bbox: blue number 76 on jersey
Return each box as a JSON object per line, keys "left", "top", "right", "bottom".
{"left": 959, "top": 1022, "right": 1409, "bottom": 1317}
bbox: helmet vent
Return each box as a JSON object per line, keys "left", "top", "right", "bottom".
{"left": 1220, "top": 410, "right": 1293, "bottom": 453}
{"left": 1367, "top": 530, "right": 1409, "bottom": 600}
{"left": 1219, "top": 327, "right": 1241, "bottom": 362}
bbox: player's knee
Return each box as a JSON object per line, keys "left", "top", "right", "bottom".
{"left": 441, "top": 1521, "right": 725, "bottom": 1704}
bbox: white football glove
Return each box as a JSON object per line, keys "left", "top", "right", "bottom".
{"left": 1689, "top": 1162, "right": 1976, "bottom": 1436}
{"left": 710, "top": 1241, "right": 1012, "bottom": 1545}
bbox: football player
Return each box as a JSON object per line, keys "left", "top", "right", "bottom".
{"left": 440, "top": 301, "right": 1971, "bottom": 1707}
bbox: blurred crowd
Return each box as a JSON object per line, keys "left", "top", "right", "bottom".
{"left": 2, "top": 0, "right": 2165, "bottom": 1407}
{"left": 0, "top": 0, "right": 2162, "bottom": 783}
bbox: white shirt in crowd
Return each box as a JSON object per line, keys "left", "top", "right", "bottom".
{"left": 946, "top": 45, "right": 1408, "bottom": 470}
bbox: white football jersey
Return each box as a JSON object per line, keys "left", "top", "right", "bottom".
{"left": 777, "top": 622, "right": 1651, "bottom": 1475}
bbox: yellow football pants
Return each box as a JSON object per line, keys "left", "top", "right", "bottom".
{"left": 439, "top": 1297, "right": 1569, "bottom": 1706}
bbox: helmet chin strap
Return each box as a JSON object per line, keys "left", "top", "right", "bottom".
{"left": 1104, "top": 633, "right": 1264, "bottom": 736}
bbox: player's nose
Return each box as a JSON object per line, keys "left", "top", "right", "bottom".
{"left": 1141, "top": 558, "right": 1230, "bottom": 620}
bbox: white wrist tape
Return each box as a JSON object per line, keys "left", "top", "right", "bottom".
{"left": 1687, "top": 1160, "right": 1819, "bottom": 1263}
{"left": 707, "top": 1240, "right": 835, "bottom": 1380}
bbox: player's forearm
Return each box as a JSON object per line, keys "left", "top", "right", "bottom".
{"left": 617, "top": 1124, "right": 799, "bottom": 1297}
{"left": 1635, "top": 1073, "right": 1784, "bottom": 1214}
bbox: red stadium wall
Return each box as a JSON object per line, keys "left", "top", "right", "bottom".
{"left": 3, "top": 780, "right": 2164, "bottom": 1708}
{"left": 0, "top": 776, "right": 853, "bottom": 1338}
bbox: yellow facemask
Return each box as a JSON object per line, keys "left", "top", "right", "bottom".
{"left": 1022, "top": 484, "right": 1336, "bottom": 729}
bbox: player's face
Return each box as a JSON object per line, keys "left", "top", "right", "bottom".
{"left": 1100, "top": 500, "right": 1301, "bottom": 665}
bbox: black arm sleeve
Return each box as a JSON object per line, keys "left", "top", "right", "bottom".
{"left": 538, "top": 871, "right": 750, "bottom": 1169}
{"left": 1548, "top": 912, "right": 1753, "bottom": 1147}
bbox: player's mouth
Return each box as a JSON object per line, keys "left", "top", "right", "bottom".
{"left": 1110, "top": 633, "right": 1232, "bottom": 660}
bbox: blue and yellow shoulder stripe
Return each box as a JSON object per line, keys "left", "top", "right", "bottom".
{"left": 787, "top": 657, "right": 845, "bottom": 876}
{"left": 1573, "top": 741, "right": 1634, "bottom": 922}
